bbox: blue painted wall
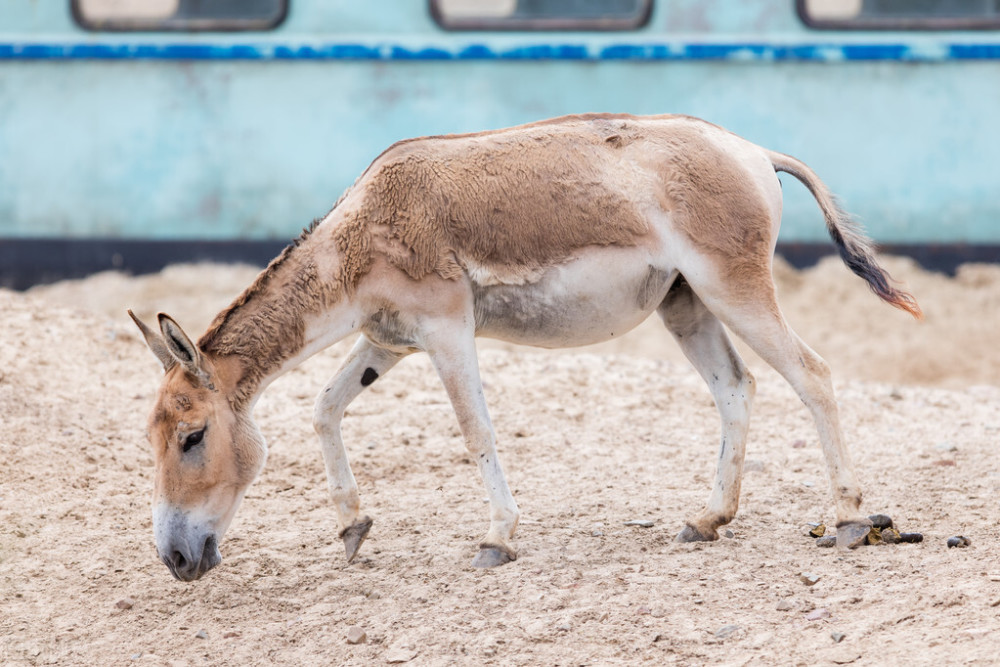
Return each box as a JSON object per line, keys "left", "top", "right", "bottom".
{"left": 1, "top": 1, "right": 999, "bottom": 244}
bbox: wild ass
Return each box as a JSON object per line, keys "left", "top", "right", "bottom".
{"left": 130, "top": 113, "right": 920, "bottom": 581}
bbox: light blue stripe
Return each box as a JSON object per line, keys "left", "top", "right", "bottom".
{"left": 3, "top": 40, "right": 1000, "bottom": 61}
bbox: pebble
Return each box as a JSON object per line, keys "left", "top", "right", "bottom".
{"left": 805, "top": 607, "right": 831, "bottom": 621}
{"left": 881, "top": 527, "right": 902, "bottom": 544}
{"left": 831, "top": 650, "right": 862, "bottom": 664}
{"left": 791, "top": 439, "right": 807, "bottom": 449}
{"left": 724, "top": 529, "right": 735, "bottom": 539}
{"left": 831, "top": 632, "right": 846, "bottom": 643}
{"left": 346, "top": 626, "right": 367, "bottom": 645}
{"left": 195, "top": 630, "right": 208, "bottom": 640}
{"left": 816, "top": 536, "right": 837, "bottom": 548}
{"left": 623, "top": 519, "right": 655, "bottom": 528}
{"left": 947, "top": 536, "right": 971, "bottom": 548}
{"left": 714, "top": 624, "right": 741, "bottom": 640}
{"left": 775, "top": 599, "right": 794, "bottom": 612}
{"left": 115, "top": 598, "right": 135, "bottom": 610}
{"left": 800, "top": 572, "right": 821, "bottom": 586}
{"left": 591, "top": 529, "right": 604, "bottom": 537}
{"left": 385, "top": 647, "right": 417, "bottom": 663}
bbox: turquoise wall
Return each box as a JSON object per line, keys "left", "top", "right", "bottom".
{"left": 1, "top": 1, "right": 999, "bottom": 244}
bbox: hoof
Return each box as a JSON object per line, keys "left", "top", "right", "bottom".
{"left": 471, "top": 544, "right": 516, "bottom": 568}
{"left": 675, "top": 523, "right": 719, "bottom": 543}
{"left": 340, "top": 516, "right": 373, "bottom": 563}
{"left": 836, "top": 520, "right": 872, "bottom": 550}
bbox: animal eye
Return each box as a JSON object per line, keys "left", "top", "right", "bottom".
{"left": 182, "top": 428, "right": 205, "bottom": 453}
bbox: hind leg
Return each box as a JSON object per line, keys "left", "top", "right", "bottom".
{"left": 658, "top": 277, "right": 756, "bottom": 542}
{"left": 687, "top": 268, "right": 871, "bottom": 548}
{"left": 313, "top": 335, "right": 408, "bottom": 561}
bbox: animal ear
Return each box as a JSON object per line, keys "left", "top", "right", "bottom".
{"left": 128, "top": 309, "right": 177, "bottom": 372}
{"left": 157, "top": 313, "right": 212, "bottom": 385}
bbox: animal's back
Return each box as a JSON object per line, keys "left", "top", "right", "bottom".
{"left": 332, "top": 114, "right": 770, "bottom": 288}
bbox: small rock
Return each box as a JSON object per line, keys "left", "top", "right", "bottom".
{"left": 195, "top": 630, "right": 208, "bottom": 640}
{"left": 934, "top": 442, "right": 957, "bottom": 453}
{"left": 791, "top": 439, "right": 807, "bottom": 449}
{"left": 556, "top": 623, "right": 571, "bottom": 632}
{"left": 933, "top": 459, "right": 957, "bottom": 467}
{"left": 831, "top": 650, "right": 862, "bottom": 664}
{"left": 899, "top": 532, "right": 923, "bottom": 543}
{"left": 714, "top": 624, "right": 741, "bottom": 640}
{"left": 816, "top": 536, "right": 837, "bottom": 548}
{"left": 385, "top": 647, "right": 417, "bottom": 663}
{"left": 805, "top": 607, "right": 831, "bottom": 621}
{"left": 223, "top": 632, "right": 240, "bottom": 639}
{"left": 115, "top": 598, "right": 135, "bottom": 610}
{"left": 889, "top": 388, "right": 904, "bottom": 400}
{"left": 724, "top": 529, "right": 735, "bottom": 539}
{"left": 346, "top": 626, "right": 367, "bottom": 645}
{"left": 591, "top": 529, "right": 604, "bottom": 537}
{"left": 868, "top": 514, "right": 894, "bottom": 530}
{"left": 831, "top": 632, "right": 846, "bottom": 643}
{"left": 800, "top": 572, "right": 821, "bottom": 586}
{"left": 947, "top": 536, "right": 971, "bottom": 548}
{"left": 623, "top": 519, "right": 655, "bottom": 528}
{"left": 775, "top": 599, "right": 794, "bottom": 612}
{"left": 881, "top": 527, "right": 902, "bottom": 544}
{"left": 807, "top": 522, "right": 826, "bottom": 538}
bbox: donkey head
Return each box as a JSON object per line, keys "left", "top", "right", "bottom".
{"left": 130, "top": 310, "right": 266, "bottom": 581}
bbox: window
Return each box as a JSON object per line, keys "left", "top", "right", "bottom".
{"left": 72, "top": 0, "right": 288, "bottom": 32}
{"left": 431, "top": 0, "right": 652, "bottom": 31}
{"left": 798, "top": 0, "right": 1000, "bottom": 30}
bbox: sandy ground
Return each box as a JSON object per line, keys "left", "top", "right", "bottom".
{"left": 2, "top": 256, "right": 1000, "bottom": 665}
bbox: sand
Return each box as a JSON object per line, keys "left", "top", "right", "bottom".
{"left": 2, "top": 256, "right": 999, "bottom": 665}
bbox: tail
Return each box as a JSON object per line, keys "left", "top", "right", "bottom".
{"left": 768, "top": 151, "right": 923, "bottom": 319}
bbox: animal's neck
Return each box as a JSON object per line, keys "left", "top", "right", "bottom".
{"left": 198, "top": 235, "right": 359, "bottom": 407}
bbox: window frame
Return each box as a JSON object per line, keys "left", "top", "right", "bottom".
{"left": 797, "top": 0, "right": 1000, "bottom": 31}
{"left": 429, "top": 0, "right": 653, "bottom": 32}
{"left": 71, "top": 0, "right": 289, "bottom": 32}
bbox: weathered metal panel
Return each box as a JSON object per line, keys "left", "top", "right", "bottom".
{"left": 0, "top": 0, "right": 998, "bottom": 249}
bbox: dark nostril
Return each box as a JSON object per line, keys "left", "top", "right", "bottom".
{"left": 172, "top": 551, "right": 188, "bottom": 570}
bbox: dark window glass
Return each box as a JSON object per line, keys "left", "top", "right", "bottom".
{"left": 431, "top": 0, "right": 652, "bottom": 31}
{"left": 73, "top": 0, "right": 288, "bottom": 32}
{"left": 799, "top": 0, "right": 1000, "bottom": 30}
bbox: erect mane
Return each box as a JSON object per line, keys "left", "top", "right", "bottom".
{"left": 198, "top": 190, "right": 346, "bottom": 354}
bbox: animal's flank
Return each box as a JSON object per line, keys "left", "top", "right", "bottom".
{"left": 339, "top": 121, "right": 652, "bottom": 290}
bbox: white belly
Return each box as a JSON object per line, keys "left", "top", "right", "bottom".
{"left": 471, "top": 246, "right": 677, "bottom": 348}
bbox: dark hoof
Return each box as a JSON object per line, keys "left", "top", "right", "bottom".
{"left": 340, "top": 516, "right": 373, "bottom": 563}
{"left": 675, "top": 524, "right": 719, "bottom": 543}
{"left": 471, "top": 544, "right": 515, "bottom": 568}
{"left": 836, "top": 520, "right": 872, "bottom": 550}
